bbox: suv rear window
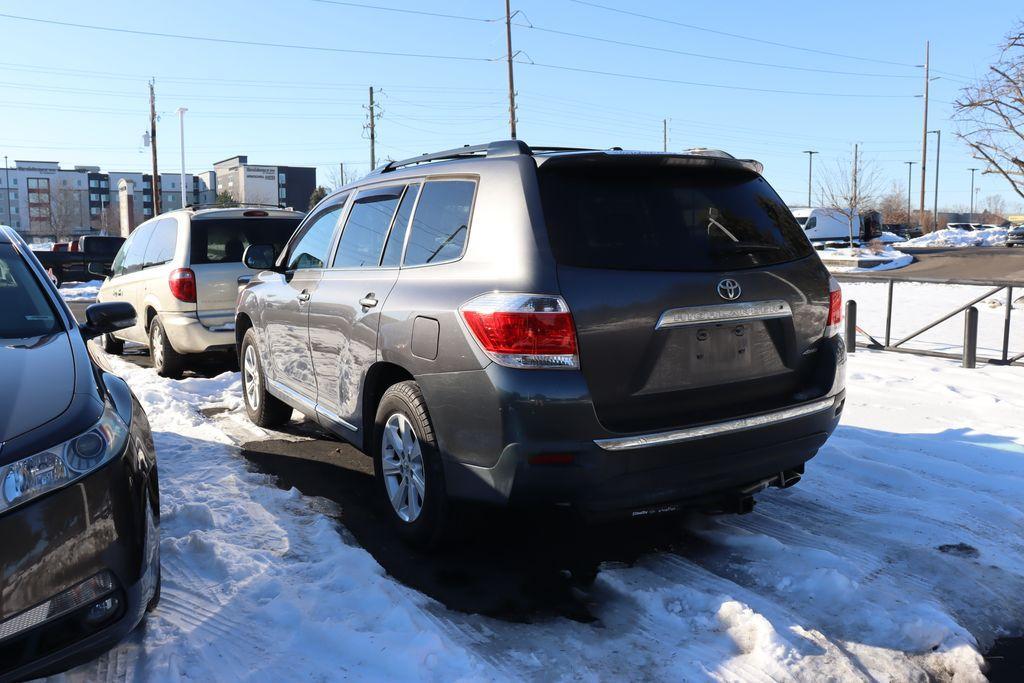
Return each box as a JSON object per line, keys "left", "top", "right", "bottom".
{"left": 538, "top": 157, "right": 813, "bottom": 272}
{"left": 190, "top": 218, "right": 301, "bottom": 265}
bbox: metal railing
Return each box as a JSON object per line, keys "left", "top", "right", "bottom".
{"left": 844, "top": 278, "right": 1022, "bottom": 369}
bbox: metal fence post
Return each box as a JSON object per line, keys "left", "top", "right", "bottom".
{"left": 963, "top": 306, "right": 978, "bottom": 369}
{"left": 1002, "top": 286, "right": 1013, "bottom": 363}
{"left": 884, "top": 280, "right": 894, "bottom": 347}
{"left": 845, "top": 300, "right": 857, "bottom": 353}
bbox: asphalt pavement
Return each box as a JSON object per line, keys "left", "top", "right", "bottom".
{"left": 836, "top": 246, "right": 1024, "bottom": 285}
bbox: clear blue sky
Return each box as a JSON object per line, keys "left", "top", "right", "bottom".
{"left": 0, "top": 0, "right": 1020, "bottom": 213}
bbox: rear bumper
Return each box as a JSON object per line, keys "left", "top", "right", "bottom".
{"left": 159, "top": 311, "right": 235, "bottom": 354}
{"left": 421, "top": 336, "right": 846, "bottom": 517}
{"left": 0, "top": 448, "right": 159, "bottom": 681}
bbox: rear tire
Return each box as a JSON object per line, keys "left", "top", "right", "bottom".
{"left": 240, "top": 328, "right": 293, "bottom": 428}
{"left": 149, "top": 316, "right": 185, "bottom": 379}
{"left": 373, "top": 381, "right": 452, "bottom": 550}
{"left": 101, "top": 332, "right": 124, "bottom": 355}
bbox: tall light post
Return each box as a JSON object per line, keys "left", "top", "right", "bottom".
{"left": 802, "top": 150, "right": 817, "bottom": 207}
{"left": 176, "top": 107, "right": 188, "bottom": 208}
{"left": 928, "top": 129, "right": 941, "bottom": 231}
{"left": 968, "top": 168, "right": 979, "bottom": 223}
{"left": 904, "top": 161, "right": 916, "bottom": 226}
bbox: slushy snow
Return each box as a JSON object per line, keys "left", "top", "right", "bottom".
{"left": 51, "top": 285, "right": 1024, "bottom": 682}
{"left": 58, "top": 279, "right": 104, "bottom": 302}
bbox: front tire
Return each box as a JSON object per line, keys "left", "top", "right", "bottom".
{"left": 240, "top": 328, "right": 293, "bottom": 428}
{"left": 101, "top": 332, "right": 124, "bottom": 355}
{"left": 374, "top": 381, "right": 451, "bottom": 549}
{"left": 149, "top": 316, "right": 185, "bottom": 379}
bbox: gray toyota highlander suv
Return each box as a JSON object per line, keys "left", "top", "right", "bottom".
{"left": 235, "top": 140, "right": 846, "bottom": 547}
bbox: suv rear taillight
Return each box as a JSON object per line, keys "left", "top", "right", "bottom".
{"left": 459, "top": 293, "right": 579, "bottom": 369}
{"left": 169, "top": 268, "right": 197, "bottom": 303}
{"left": 825, "top": 276, "right": 842, "bottom": 338}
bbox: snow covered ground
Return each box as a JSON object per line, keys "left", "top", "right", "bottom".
{"left": 819, "top": 246, "right": 913, "bottom": 273}
{"left": 899, "top": 226, "right": 1010, "bottom": 248}
{"left": 46, "top": 286, "right": 1024, "bottom": 682}
{"left": 57, "top": 279, "right": 103, "bottom": 302}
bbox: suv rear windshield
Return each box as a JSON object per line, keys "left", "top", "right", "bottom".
{"left": 537, "top": 157, "right": 813, "bottom": 271}
{"left": 190, "top": 218, "right": 301, "bottom": 265}
{"left": 0, "top": 244, "right": 62, "bottom": 338}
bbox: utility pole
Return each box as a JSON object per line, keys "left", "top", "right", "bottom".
{"left": 918, "top": 41, "right": 930, "bottom": 230}
{"left": 968, "top": 168, "right": 979, "bottom": 222}
{"left": 505, "top": 0, "right": 517, "bottom": 139}
{"left": 368, "top": 86, "right": 377, "bottom": 169}
{"left": 177, "top": 107, "right": 188, "bottom": 208}
{"left": 149, "top": 79, "right": 162, "bottom": 215}
{"left": 929, "top": 129, "right": 941, "bottom": 231}
{"left": 338, "top": 162, "right": 345, "bottom": 187}
{"left": 803, "top": 150, "right": 817, "bottom": 207}
{"left": 662, "top": 119, "right": 668, "bottom": 152}
{"left": 904, "top": 161, "right": 916, "bottom": 224}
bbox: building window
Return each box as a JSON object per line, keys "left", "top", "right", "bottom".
{"left": 278, "top": 172, "right": 286, "bottom": 184}
{"left": 90, "top": 207, "right": 100, "bottom": 216}
{"left": 143, "top": 207, "right": 153, "bottom": 216}
{"left": 89, "top": 179, "right": 98, "bottom": 188}
{"left": 279, "top": 187, "right": 287, "bottom": 200}
{"left": 90, "top": 193, "right": 100, "bottom": 201}
{"left": 76, "top": 180, "right": 82, "bottom": 187}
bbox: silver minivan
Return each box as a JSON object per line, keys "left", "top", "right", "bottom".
{"left": 97, "top": 206, "right": 303, "bottom": 377}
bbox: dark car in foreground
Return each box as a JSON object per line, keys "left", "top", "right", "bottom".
{"left": 0, "top": 226, "right": 159, "bottom": 681}
{"left": 236, "top": 141, "right": 846, "bottom": 548}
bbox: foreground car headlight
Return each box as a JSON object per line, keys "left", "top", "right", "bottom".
{"left": 0, "top": 400, "right": 128, "bottom": 514}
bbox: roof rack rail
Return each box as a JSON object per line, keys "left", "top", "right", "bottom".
{"left": 184, "top": 202, "right": 291, "bottom": 211}
{"left": 374, "top": 140, "right": 534, "bottom": 174}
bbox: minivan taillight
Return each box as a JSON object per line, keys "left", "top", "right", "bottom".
{"left": 169, "top": 268, "right": 197, "bottom": 303}
{"left": 459, "top": 293, "right": 579, "bottom": 369}
{"left": 825, "top": 276, "right": 842, "bottom": 338}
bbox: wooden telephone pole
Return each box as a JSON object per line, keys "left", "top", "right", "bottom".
{"left": 368, "top": 86, "right": 377, "bottom": 169}
{"left": 505, "top": 0, "right": 517, "bottom": 139}
{"left": 918, "top": 42, "right": 930, "bottom": 230}
{"left": 149, "top": 79, "right": 162, "bottom": 215}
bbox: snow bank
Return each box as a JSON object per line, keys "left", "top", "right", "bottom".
{"left": 820, "top": 245, "right": 913, "bottom": 273}
{"left": 900, "top": 226, "right": 1009, "bottom": 248}
{"left": 58, "top": 279, "right": 103, "bottom": 302}
{"left": 59, "top": 313, "right": 1024, "bottom": 680}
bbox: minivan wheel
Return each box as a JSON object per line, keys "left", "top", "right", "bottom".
{"left": 149, "top": 316, "right": 185, "bottom": 379}
{"left": 101, "top": 332, "right": 124, "bottom": 355}
{"left": 240, "top": 328, "right": 293, "bottom": 428}
{"left": 374, "top": 381, "right": 451, "bottom": 549}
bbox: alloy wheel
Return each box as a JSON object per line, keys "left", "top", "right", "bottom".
{"left": 243, "top": 344, "right": 261, "bottom": 410}
{"left": 381, "top": 412, "right": 426, "bottom": 523}
{"left": 151, "top": 324, "right": 164, "bottom": 369}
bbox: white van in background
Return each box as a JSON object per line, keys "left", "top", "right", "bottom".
{"left": 791, "top": 207, "right": 881, "bottom": 244}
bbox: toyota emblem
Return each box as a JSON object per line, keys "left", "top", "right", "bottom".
{"left": 717, "top": 278, "right": 742, "bottom": 301}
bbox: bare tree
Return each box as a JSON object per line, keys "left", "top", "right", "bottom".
{"left": 954, "top": 24, "right": 1024, "bottom": 201}
{"left": 48, "top": 187, "right": 86, "bottom": 240}
{"left": 877, "top": 182, "right": 910, "bottom": 224}
{"left": 817, "top": 153, "right": 884, "bottom": 244}
{"left": 324, "top": 166, "right": 360, "bottom": 193}
{"left": 984, "top": 193, "right": 1008, "bottom": 218}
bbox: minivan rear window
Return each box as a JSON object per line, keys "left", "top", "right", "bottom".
{"left": 537, "top": 158, "right": 813, "bottom": 272}
{"left": 190, "top": 218, "right": 301, "bottom": 265}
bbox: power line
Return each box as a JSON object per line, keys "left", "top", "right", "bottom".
{"left": 521, "top": 60, "right": 918, "bottom": 98}
{"left": 0, "top": 12, "right": 496, "bottom": 63}
{"left": 518, "top": 23, "right": 918, "bottom": 79}
{"left": 310, "top": 0, "right": 498, "bottom": 23}
{"left": 569, "top": 0, "right": 923, "bottom": 68}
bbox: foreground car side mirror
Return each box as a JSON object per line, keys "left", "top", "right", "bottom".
{"left": 80, "top": 302, "right": 136, "bottom": 340}
{"left": 87, "top": 261, "right": 112, "bottom": 278}
{"left": 243, "top": 243, "right": 278, "bottom": 271}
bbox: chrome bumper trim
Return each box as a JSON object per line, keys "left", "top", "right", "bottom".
{"left": 594, "top": 397, "right": 837, "bottom": 451}
{"left": 655, "top": 300, "right": 792, "bottom": 329}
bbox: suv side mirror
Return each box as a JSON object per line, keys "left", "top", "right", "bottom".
{"left": 243, "top": 243, "right": 277, "bottom": 270}
{"left": 87, "top": 261, "right": 112, "bottom": 278}
{"left": 80, "top": 302, "right": 136, "bottom": 340}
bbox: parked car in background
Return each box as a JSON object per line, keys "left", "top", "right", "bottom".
{"left": 236, "top": 141, "right": 846, "bottom": 548}
{"left": 1006, "top": 225, "right": 1024, "bottom": 247}
{"left": 945, "top": 222, "right": 984, "bottom": 231}
{"left": 0, "top": 226, "right": 159, "bottom": 681}
{"left": 883, "top": 223, "right": 924, "bottom": 239}
{"left": 95, "top": 206, "right": 304, "bottom": 377}
{"left": 35, "top": 235, "right": 126, "bottom": 286}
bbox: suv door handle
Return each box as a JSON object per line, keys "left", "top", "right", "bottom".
{"left": 359, "top": 293, "right": 378, "bottom": 308}
{"left": 297, "top": 290, "right": 311, "bottom": 303}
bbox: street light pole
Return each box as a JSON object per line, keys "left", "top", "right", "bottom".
{"left": 904, "top": 161, "right": 916, "bottom": 225}
{"left": 929, "top": 129, "right": 941, "bottom": 231}
{"left": 802, "top": 150, "right": 817, "bottom": 207}
{"left": 177, "top": 108, "right": 188, "bottom": 208}
{"left": 968, "top": 168, "right": 979, "bottom": 223}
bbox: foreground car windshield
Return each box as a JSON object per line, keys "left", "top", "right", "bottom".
{"left": 538, "top": 158, "right": 813, "bottom": 271}
{"left": 0, "top": 244, "right": 61, "bottom": 338}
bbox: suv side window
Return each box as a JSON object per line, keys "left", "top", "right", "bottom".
{"left": 286, "top": 197, "right": 347, "bottom": 270}
{"left": 381, "top": 183, "right": 420, "bottom": 268}
{"left": 404, "top": 179, "right": 476, "bottom": 267}
{"left": 142, "top": 218, "right": 178, "bottom": 268}
{"left": 332, "top": 185, "right": 404, "bottom": 268}
{"left": 120, "top": 222, "right": 156, "bottom": 275}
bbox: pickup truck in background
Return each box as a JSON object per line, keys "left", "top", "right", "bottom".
{"left": 34, "top": 235, "right": 125, "bottom": 286}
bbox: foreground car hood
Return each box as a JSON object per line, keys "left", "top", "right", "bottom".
{"left": 0, "top": 333, "right": 75, "bottom": 443}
